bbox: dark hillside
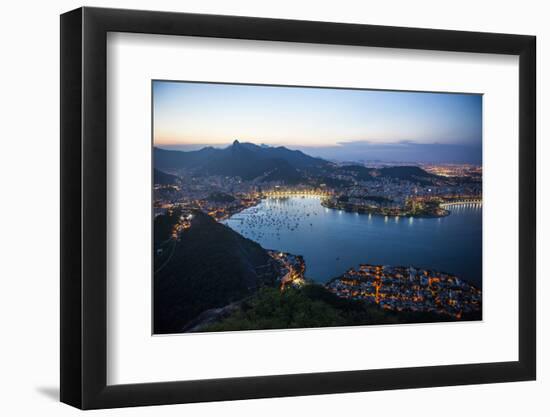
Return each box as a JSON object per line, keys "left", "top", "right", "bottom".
{"left": 154, "top": 211, "right": 279, "bottom": 333}
{"left": 378, "top": 166, "right": 438, "bottom": 183}
{"left": 153, "top": 168, "right": 179, "bottom": 185}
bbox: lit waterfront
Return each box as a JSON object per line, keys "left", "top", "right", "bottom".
{"left": 224, "top": 196, "right": 482, "bottom": 288}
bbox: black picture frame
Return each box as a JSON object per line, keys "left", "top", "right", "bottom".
{"left": 60, "top": 6, "right": 536, "bottom": 410}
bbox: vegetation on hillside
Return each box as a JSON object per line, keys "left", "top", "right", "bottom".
{"left": 200, "top": 284, "right": 462, "bottom": 333}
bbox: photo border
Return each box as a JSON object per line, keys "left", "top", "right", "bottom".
{"left": 150, "top": 78, "right": 485, "bottom": 336}
{"left": 60, "top": 6, "right": 536, "bottom": 409}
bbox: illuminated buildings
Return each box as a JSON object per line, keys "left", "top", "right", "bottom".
{"left": 326, "top": 264, "right": 481, "bottom": 318}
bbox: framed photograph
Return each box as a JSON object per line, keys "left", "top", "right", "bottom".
{"left": 60, "top": 7, "right": 536, "bottom": 409}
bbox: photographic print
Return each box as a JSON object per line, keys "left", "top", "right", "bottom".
{"left": 152, "top": 81, "right": 482, "bottom": 335}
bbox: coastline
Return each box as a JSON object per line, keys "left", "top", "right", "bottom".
{"left": 263, "top": 245, "right": 481, "bottom": 320}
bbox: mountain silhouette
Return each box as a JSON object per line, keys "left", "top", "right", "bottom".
{"left": 154, "top": 141, "right": 330, "bottom": 182}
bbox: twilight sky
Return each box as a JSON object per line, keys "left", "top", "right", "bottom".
{"left": 153, "top": 81, "right": 482, "bottom": 163}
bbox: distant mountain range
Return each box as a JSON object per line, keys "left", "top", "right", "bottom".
{"left": 154, "top": 140, "right": 330, "bottom": 183}
{"left": 154, "top": 141, "right": 446, "bottom": 186}
{"left": 335, "top": 165, "right": 439, "bottom": 185}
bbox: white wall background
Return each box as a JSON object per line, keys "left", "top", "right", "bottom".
{"left": 0, "top": 0, "right": 546, "bottom": 415}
